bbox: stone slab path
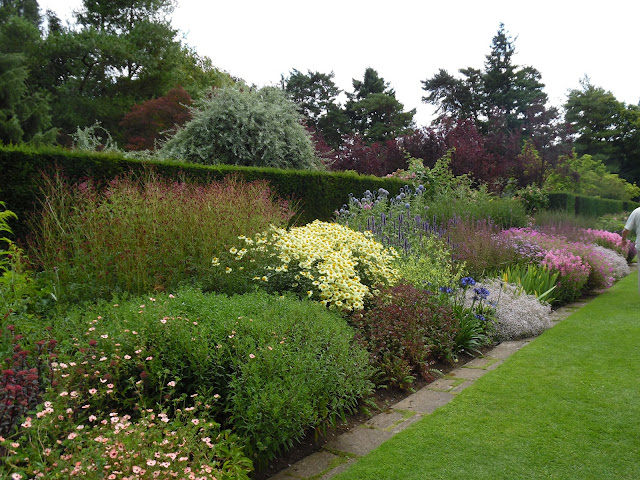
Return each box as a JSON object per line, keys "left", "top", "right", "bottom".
{"left": 266, "top": 268, "right": 638, "bottom": 480}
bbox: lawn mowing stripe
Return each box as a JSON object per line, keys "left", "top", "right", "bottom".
{"left": 333, "top": 272, "right": 640, "bottom": 480}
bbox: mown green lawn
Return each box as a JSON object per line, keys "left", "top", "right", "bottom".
{"left": 334, "top": 271, "right": 640, "bottom": 480}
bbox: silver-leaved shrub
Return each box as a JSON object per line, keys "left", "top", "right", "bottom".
{"left": 159, "top": 86, "right": 322, "bottom": 169}
{"left": 590, "top": 245, "right": 630, "bottom": 281}
{"left": 464, "top": 278, "right": 552, "bottom": 341}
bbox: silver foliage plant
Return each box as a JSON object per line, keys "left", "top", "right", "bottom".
{"left": 591, "top": 245, "right": 630, "bottom": 280}
{"left": 159, "top": 86, "right": 322, "bottom": 170}
{"left": 464, "top": 278, "right": 552, "bottom": 341}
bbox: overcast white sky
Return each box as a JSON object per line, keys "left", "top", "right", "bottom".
{"left": 39, "top": 0, "right": 640, "bottom": 126}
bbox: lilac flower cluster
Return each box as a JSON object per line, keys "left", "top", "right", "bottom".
{"left": 510, "top": 239, "right": 545, "bottom": 263}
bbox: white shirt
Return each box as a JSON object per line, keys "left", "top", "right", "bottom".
{"left": 624, "top": 207, "right": 640, "bottom": 249}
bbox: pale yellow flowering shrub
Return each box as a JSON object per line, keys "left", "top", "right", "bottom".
{"left": 215, "top": 221, "right": 400, "bottom": 311}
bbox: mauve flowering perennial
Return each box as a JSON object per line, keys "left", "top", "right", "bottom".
{"left": 581, "top": 228, "right": 630, "bottom": 257}
{"left": 540, "top": 249, "right": 590, "bottom": 303}
{"left": 501, "top": 226, "right": 630, "bottom": 298}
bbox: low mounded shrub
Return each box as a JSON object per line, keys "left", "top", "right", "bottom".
{"left": 588, "top": 245, "right": 629, "bottom": 282}
{"left": 215, "top": 220, "right": 400, "bottom": 311}
{"left": 467, "top": 278, "right": 552, "bottom": 341}
{"left": 604, "top": 245, "right": 634, "bottom": 276}
{"left": 2, "top": 402, "right": 253, "bottom": 480}
{"left": 349, "top": 283, "right": 459, "bottom": 390}
{"left": 49, "top": 287, "right": 374, "bottom": 465}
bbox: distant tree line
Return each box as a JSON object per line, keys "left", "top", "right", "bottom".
{"left": 279, "top": 25, "right": 640, "bottom": 195}
{"left": 0, "top": 0, "right": 235, "bottom": 147}
{"left": 1, "top": 3, "right": 639, "bottom": 196}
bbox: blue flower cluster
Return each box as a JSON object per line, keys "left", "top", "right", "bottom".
{"left": 390, "top": 184, "right": 426, "bottom": 205}
{"left": 460, "top": 277, "right": 476, "bottom": 287}
{"left": 473, "top": 287, "right": 490, "bottom": 300}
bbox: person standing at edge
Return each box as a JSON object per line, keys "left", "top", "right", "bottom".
{"left": 622, "top": 206, "right": 640, "bottom": 293}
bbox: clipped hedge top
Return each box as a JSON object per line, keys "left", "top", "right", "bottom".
{"left": 0, "top": 145, "right": 408, "bottom": 241}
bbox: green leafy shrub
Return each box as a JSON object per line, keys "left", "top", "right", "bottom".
{"left": 500, "top": 263, "right": 559, "bottom": 304}
{"left": 160, "top": 86, "right": 322, "bottom": 170}
{"left": 514, "top": 184, "right": 549, "bottom": 214}
{"left": 0, "top": 202, "right": 16, "bottom": 254}
{"left": 349, "top": 283, "right": 459, "bottom": 390}
{"left": 1, "top": 205, "right": 56, "bottom": 324}
{"left": 393, "top": 233, "right": 463, "bottom": 291}
{"left": 50, "top": 288, "right": 374, "bottom": 465}
{"left": 214, "top": 221, "right": 400, "bottom": 311}
{"left": 593, "top": 211, "right": 631, "bottom": 234}
{"left": 544, "top": 152, "right": 640, "bottom": 202}
{"left": 28, "top": 172, "right": 295, "bottom": 303}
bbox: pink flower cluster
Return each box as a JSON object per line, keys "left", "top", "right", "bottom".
{"left": 568, "top": 242, "right": 617, "bottom": 290}
{"left": 540, "top": 248, "right": 591, "bottom": 302}
{"left": 582, "top": 228, "right": 629, "bottom": 257}
{"left": 501, "top": 226, "right": 627, "bottom": 299}
{"left": 540, "top": 249, "right": 590, "bottom": 285}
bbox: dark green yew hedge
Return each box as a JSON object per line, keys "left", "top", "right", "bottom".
{"left": 547, "top": 191, "right": 638, "bottom": 217}
{"left": 0, "top": 145, "right": 406, "bottom": 241}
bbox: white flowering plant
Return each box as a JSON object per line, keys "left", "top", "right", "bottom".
{"left": 465, "top": 278, "right": 552, "bottom": 341}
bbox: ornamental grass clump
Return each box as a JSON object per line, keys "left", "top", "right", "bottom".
{"left": 466, "top": 278, "right": 552, "bottom": 341}
{"left": 217, "top": 221, "right": 400, "bottom": 311}
{"left": 446, "top": 217, "right": 521, "bottom": 278}
{"left": 29, "top": 172, "right": 295, "bottom": 303}
{"left": 500, "top": 263, "right": 559, "bottom": 304}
